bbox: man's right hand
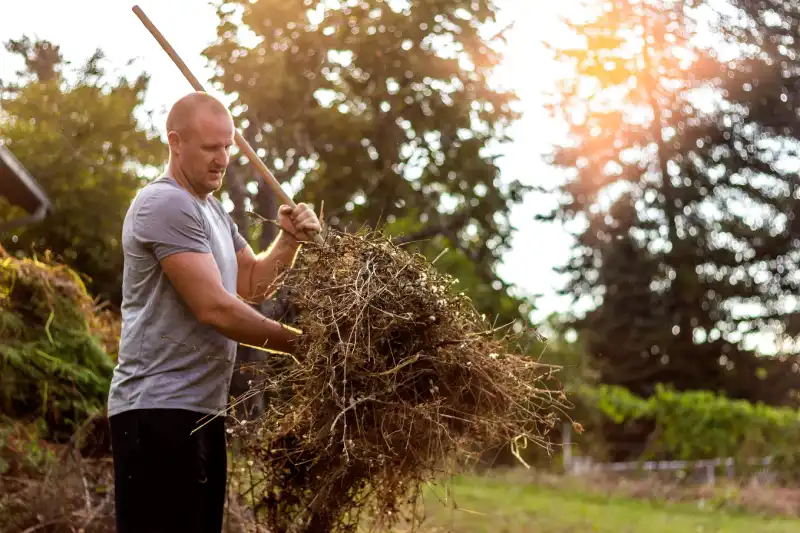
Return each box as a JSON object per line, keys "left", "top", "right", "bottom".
{"left": 160, "top": 250, "right": 299, "bottom": 353}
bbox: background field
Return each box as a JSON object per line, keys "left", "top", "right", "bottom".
{"left": 408, "top": 475, "right": 800, "bottom": 533}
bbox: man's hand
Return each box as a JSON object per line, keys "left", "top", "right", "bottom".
{"left": 278, "top": 203, "right": 321, "bottom": 242}
{"left": 235, "top": 203, "right": 320, "bottom": 303}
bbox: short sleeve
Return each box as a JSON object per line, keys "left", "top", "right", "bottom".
{"left": 133, "top": 188, "right": 211, "bottom": 261}
{"left": 231, "top": 221, "right": 248, "bottom": 253}
{"left": 208, "top": 195, "right": 248, "bottom": 253}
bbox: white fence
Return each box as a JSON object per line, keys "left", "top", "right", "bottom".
{"left": 560, "top": 423, "right": 775, "bottom": 485}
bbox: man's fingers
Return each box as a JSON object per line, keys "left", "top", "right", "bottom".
{"left": 280, "top": 203, "right": 320, "bottom": 239}
{"left": 294, "top": 210, "right": 315, "bottom": 223}
{"left": 292, "top": 207, "right": 320, "bottom": 225}
{"left": 295, "top": 216, "right": 320, "bottom": 228}
{"left": 292, "top": 205, "right": 311, "bottom": 217}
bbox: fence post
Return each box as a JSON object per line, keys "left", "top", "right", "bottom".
{"left": 562, "top": 422, "right": 573, "bottom": 474}
{"left": 726, "top": 457, "right": 734, "bottom": 479}
{"left": 704, "top": 463, "right": 716, "bottom": 485}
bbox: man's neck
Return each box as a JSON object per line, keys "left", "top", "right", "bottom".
{"left": 166, "top": 160, "right": 209, "bottom": 201}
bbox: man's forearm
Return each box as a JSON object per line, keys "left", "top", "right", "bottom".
{"left": 247, "top": 231, "right": 301, "bottom": 301}
{"left": 203, "top": 296, "right": 298, "bottom": 354}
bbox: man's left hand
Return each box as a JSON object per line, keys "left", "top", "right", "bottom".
{"left": 278, "top": 203, "right": 321, "bottom": 242}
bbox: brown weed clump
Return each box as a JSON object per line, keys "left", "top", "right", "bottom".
{"left": 231, "top": 228, "right": 568, "bottom": 533}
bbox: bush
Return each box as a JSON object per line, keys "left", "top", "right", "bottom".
{"left": 0, "top": 251, "right": 116, "bottom": 440}
{"left": 0, "top": 416, "right": 57, "bottom": 476}
{"left": 576, "top": 384, "right": 800, "bottom": 480}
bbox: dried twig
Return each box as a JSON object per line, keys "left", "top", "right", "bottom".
{"left": 79, "top": 493, "right": 112, "bottom": 531}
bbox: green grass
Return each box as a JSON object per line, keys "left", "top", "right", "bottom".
{"left": 412, "top": 476, "right": 800, "bottom": 533}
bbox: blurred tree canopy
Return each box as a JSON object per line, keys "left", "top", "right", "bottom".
{"left": 0, "top": 37, "right": 164, "bottom": 307}
{"left": 202, "top": 0, "right": 535, "bottom": 327}
{"left": 542, "top": 0, "right": 800, "bottom": 404}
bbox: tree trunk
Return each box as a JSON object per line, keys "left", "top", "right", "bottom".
{"left": 226, "top": 165, "right": 251, "bottom": 239}
{"left": 256, "top": 177, "right": 279, "bottom": 252}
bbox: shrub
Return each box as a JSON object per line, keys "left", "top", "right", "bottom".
{"left": 576, "top": 384, "right": 800, "bottom": 480}
{"left": 0, "top": 252, "right": 116, "bottom": 440}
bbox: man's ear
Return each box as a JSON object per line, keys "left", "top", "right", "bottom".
{"left": 167, "top": 130, "right": 182, "bottom": 154}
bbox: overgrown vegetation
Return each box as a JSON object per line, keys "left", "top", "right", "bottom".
{"left": 0, "top": 251, "right": 116, "bottom": 440}
{"left": 576, "top": 384, "right": 800, "bottom": 479}
{"left": 0, "top": 416, "right": 56, "bottom": 477}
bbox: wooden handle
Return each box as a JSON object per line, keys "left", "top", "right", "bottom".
{"left": 132, "top": 5, "right": 324, "bottom": 244}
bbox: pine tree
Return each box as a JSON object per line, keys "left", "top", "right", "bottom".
{"left": 543, "top": 0, "right": 800, "bottom": 403}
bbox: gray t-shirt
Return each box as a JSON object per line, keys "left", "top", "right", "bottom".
{"left": 107, "top": 176, "right": 248, "bottom": 417}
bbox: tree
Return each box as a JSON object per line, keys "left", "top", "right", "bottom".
{"left": 721, "top": 0, "right": 800, "bottom": 333}
{"left": 0, "top": 37, "right": 164, "bottom": 306}
{"left": 201, "top": 0, "right": 533, "bottom": 326}
{"left": 542, "top": 0, "right": 800, "bottom": 404}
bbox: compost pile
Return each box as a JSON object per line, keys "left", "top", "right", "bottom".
{"left": 0, "top": 251, "right": 123, "bottom": 532}
{"left": 233, "top": 228, "right": 568, "bottom": 533}
{"left": 0, "top": 250, "right": 116, "bottom": 436}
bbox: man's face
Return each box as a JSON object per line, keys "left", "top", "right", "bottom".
{"left": 173, "top": 107, "right": 234, "bottom": 196}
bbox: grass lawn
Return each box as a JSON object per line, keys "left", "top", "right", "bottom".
{"left": 408, "top": 476, "right": 800, "bottom": 533}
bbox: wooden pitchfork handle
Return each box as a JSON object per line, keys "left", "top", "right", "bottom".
{"left": 132, "top": 5, "right": 324, "bottom": 245}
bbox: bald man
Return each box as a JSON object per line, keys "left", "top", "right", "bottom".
{"left": 107, "top": 92, "right": 320, "bottom": 533}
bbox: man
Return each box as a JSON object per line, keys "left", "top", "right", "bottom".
{"left": 107, "top": 91, "right": 321, "bottom": 533}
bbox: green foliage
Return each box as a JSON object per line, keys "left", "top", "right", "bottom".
{"left": 0, "top": 253, "right": 115, "bottom": 440}
{"left": 0, "top": 37, "right": 164, "bottom": 307}
{"left": 579, "top": 384, "right": 800, "bottom": 475}
{"left": 202, "top": 0, "right": 535, "bottom": 325}
{"left": 0, "top": 416, "right": 56, "bottom": 476}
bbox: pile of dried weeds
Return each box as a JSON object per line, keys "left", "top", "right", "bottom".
{"left": 229, "top": 228, "right": 568, "bottom": 533}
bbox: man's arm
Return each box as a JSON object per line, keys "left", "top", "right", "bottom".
{"left": 133, "top": 187, "right": 297, "bottom": 352}
{"left": 236, "top": 231, "right": 300, "bottom": 303}
{"left": 161, "top": 250, "right": 298, "bottom": 353}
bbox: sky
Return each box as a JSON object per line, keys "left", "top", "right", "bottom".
{"left": 0, "top": 0, "right": 575, "bottom": 323}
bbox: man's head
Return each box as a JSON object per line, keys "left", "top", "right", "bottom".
{"left": 166, "top": 92, "right": 234, "bottom": 197}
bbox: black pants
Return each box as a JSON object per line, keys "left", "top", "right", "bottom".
{"left": 109, "top": 409, "right": 227, "bottom": 533}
